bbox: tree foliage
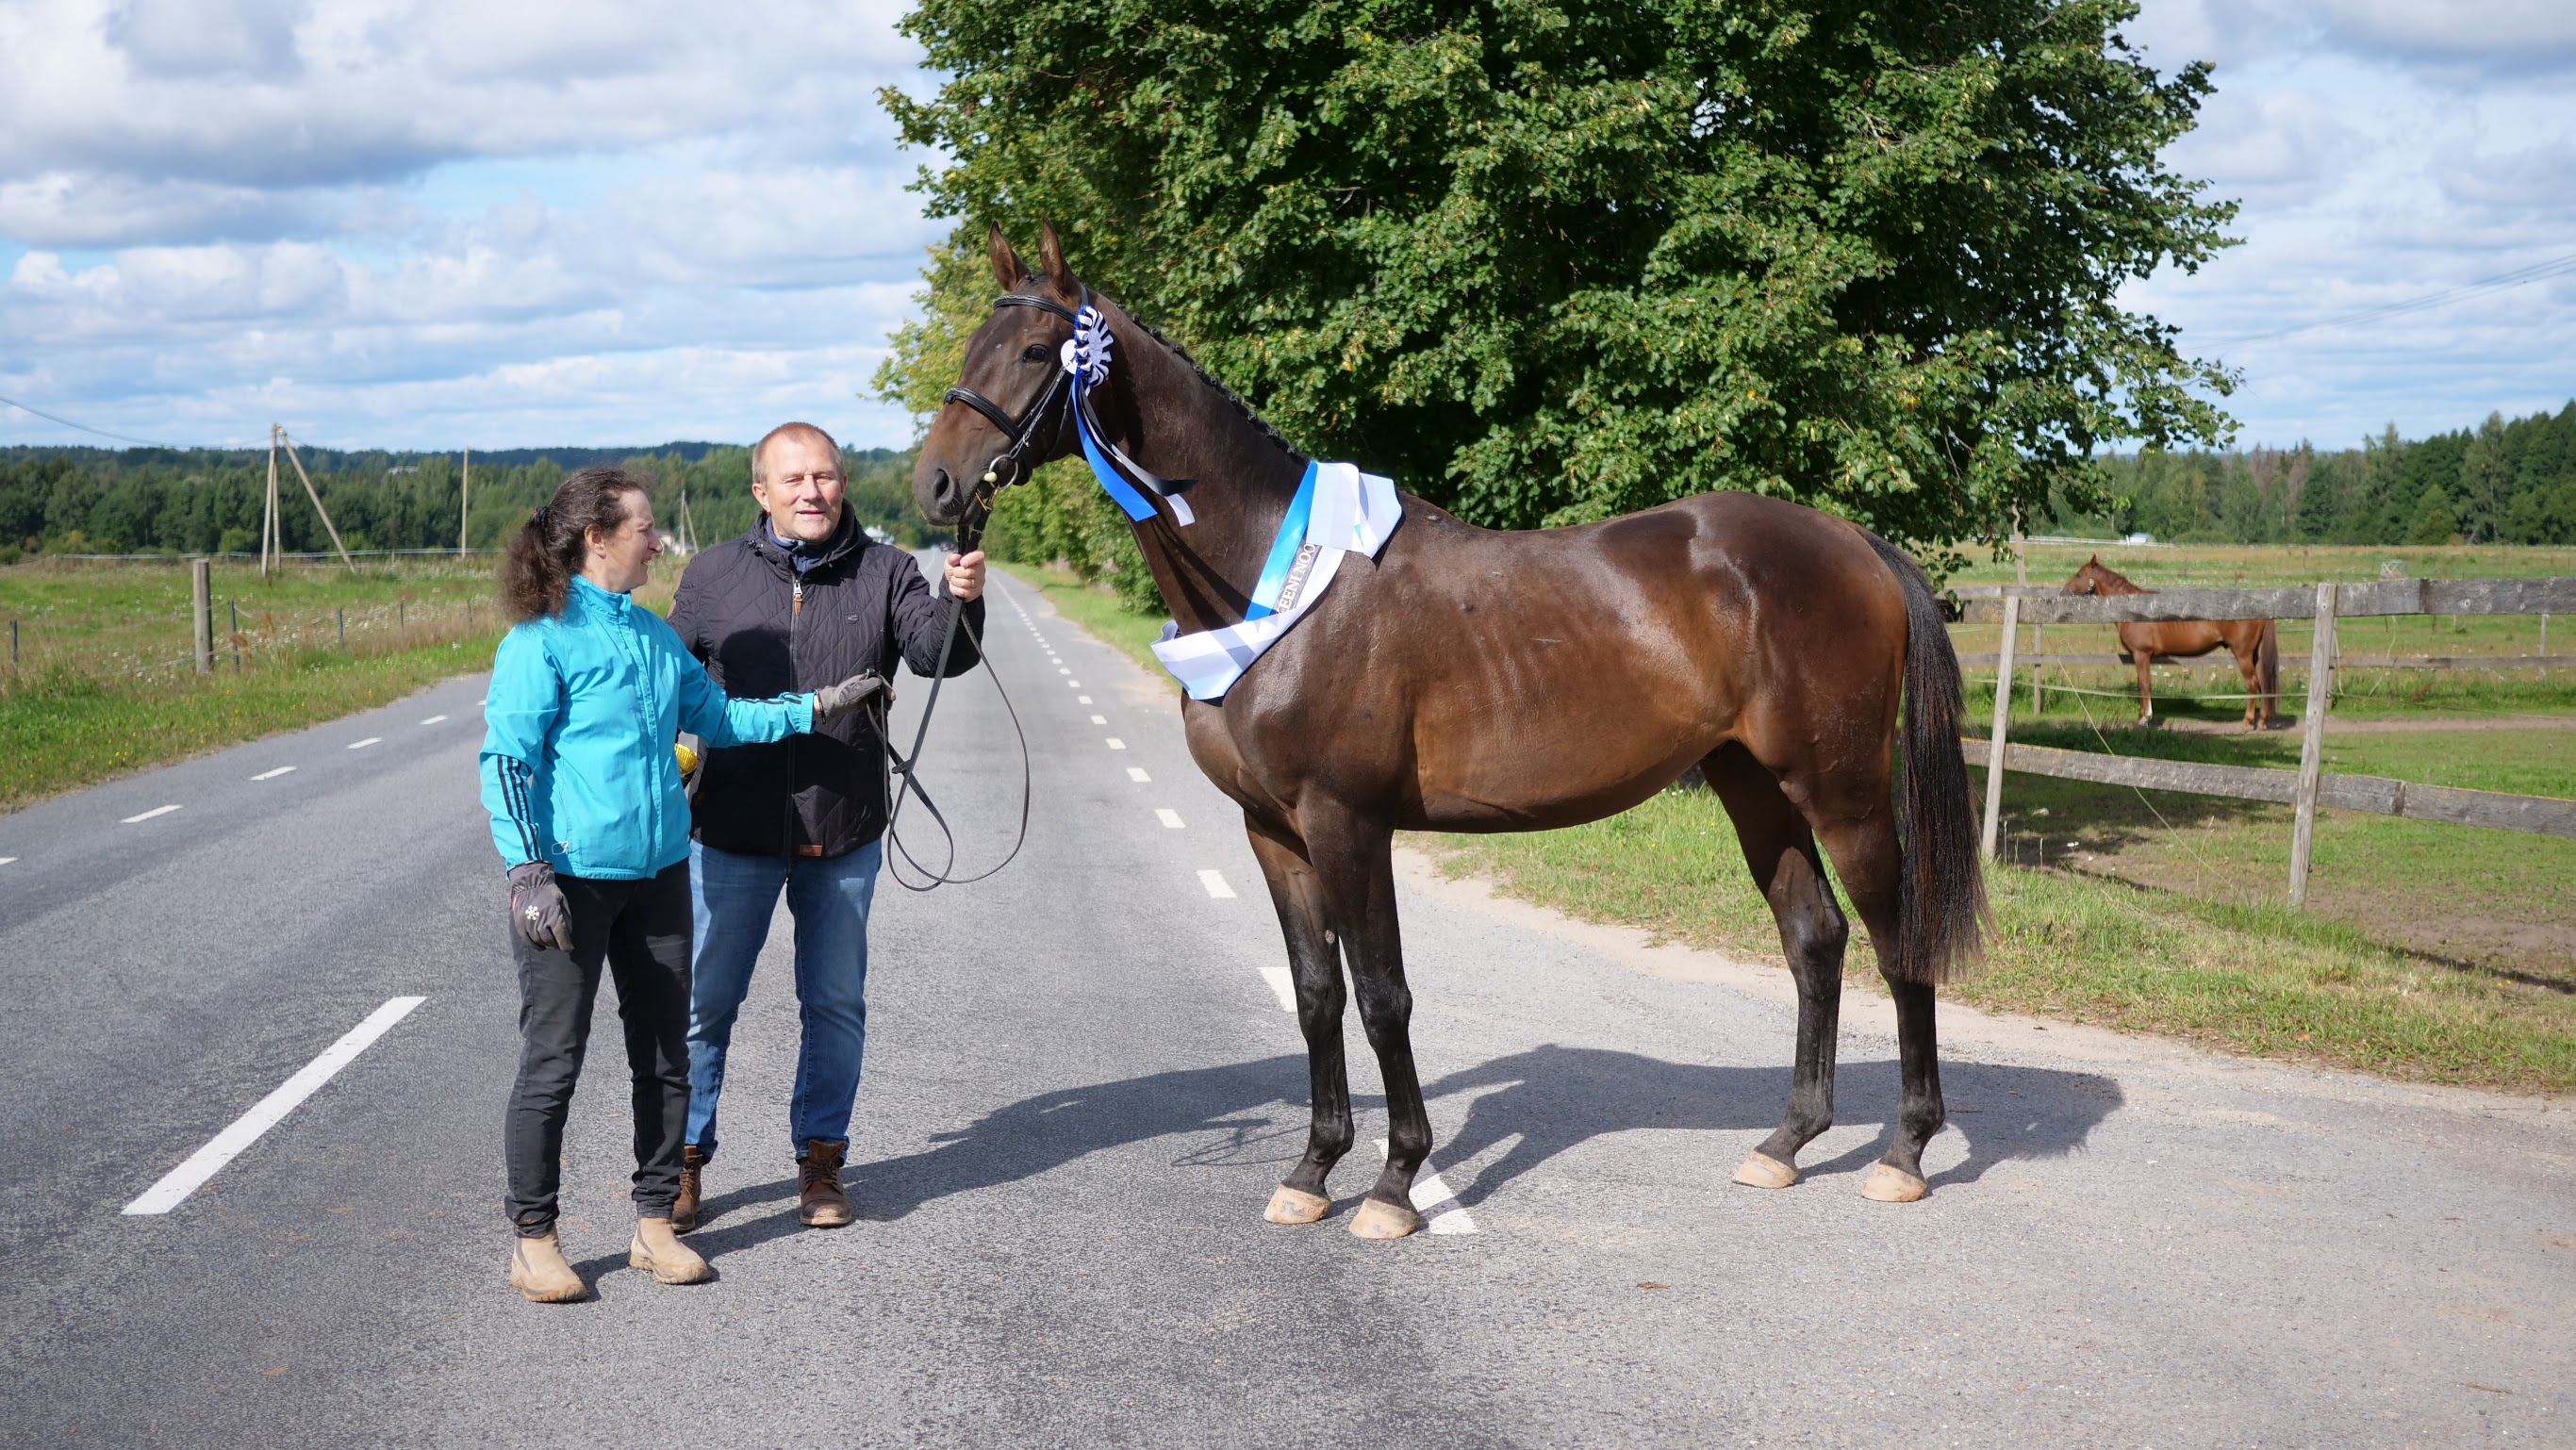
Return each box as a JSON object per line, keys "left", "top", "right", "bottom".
{"left": 881, "top": 0, "right": 2238, "bottom": 556}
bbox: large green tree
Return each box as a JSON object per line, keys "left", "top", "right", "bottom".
{"left": 879, "top": 0, "right": 2237, "bottom": 557}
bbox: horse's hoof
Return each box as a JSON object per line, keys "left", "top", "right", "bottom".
{"left": 1731, "top": 1152, "right": 1800, "bottom": 1190}
{"left": 1263, "top": 1184, "right": 1329, "bottom": 1225}
{"left": 1347, "top": 1197, "right": 1420, "bottom": 1240}
{"left": 1859, "top": 1163, "right": 1929, "bottom": 1203}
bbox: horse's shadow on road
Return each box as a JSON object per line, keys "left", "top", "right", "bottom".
{"left": 796, "top": 1046, "right": 2119, "bottom": 1227}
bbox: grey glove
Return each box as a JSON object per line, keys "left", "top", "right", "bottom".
{"left": 812, "top": 671, "right": 887, "bottom": 723}
{"left": 506, "top": 860, "right": 573, "bottom": 953}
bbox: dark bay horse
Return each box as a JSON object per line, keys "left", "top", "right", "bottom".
{"left": 2063, "top": 556, "right": 2280, "bottom": 729}
{"left": 914, "top": 225, "right": 1989, "bottom": 1237}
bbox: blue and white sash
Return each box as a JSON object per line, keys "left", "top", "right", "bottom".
{"left": 1150, "top": 460, "right": 1402, "bottom": 700}
{"left": 1059, "top": 306, "right": 1400, "bottom": 700}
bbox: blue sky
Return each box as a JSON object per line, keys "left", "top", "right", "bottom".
{"left": 1, "top": 0, "right": 2569, "bottom": 455}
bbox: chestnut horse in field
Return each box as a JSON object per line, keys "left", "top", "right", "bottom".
{"left": 914, "top": 225, "right": 1989, "bottom": 1238}
{"left": 2064, "top": 556, "right": 2281, "bottom": 729}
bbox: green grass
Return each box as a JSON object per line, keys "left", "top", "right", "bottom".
{"left": 998, "top": 561, "right": 1175, "bottom": 687}
{"left": 1428, "top": 788, "right": 2576, "bottom": 1094}
{"left": 0, "top": 554, "right": 688, "bottom": 812}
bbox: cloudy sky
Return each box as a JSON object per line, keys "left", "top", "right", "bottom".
{"left": 0, "top": 0, "right": 2569, "bottom": 455}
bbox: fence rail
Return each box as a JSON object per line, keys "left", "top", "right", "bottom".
{"left": 1965, "top": 574, "right": 2576, "bottom": 906}
{"left": 1956, "top": 651, "right": 2574, "bottom": 670}
{"left": 1963, "top": 737, "right": 2576, "bottom": 840}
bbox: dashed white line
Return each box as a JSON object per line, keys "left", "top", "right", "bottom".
{"left": 123, "top": 996, "right": 427, "bottom": 1216}
{"left": 0, "top": 857, "right": 17, "bottom": 867}
{"left": 1104, "top": 737, "right": 1127, "bottom": 750}
{"left": 1127, "top": 767, "right": 1151, "bottom": 783}
{"left": 419, "top": 714, "right": 448, "bottom": 725}
{"left": 1078, "top": 695, "right": 1093, "bottom": 704}
{"left": 121, "top": 804, "right": 182, "bottom": 824}
{"left": 1197, "top": 868, "right": 1236, "bottom": 899}
{"left": 1090, "top": 714, "right": 1108, "bottom": 724}
{"left": 1156, "top": 808, "right": 1185, "bottom": 829}
{"left": 1057, "top": 667, "right": 1071, "bottom": 675}
{"left": 1375, "top": 1138, "right": 1479, "bottom": 1235}
{"left": 1065, "top": 680, "right": 1081, "bottom": 688}
{"left": 1259, "top": 965, "right": 1297, "bottom": 1012}
{"left": 347, "top": 736, "right": 382, "bottom": 750}
{"left": 250, "top": 766, "right": 297, "bottom": 782}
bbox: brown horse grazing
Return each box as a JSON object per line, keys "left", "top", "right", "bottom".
{"left": 915, "top": 225, "right": 1989, "bottom": 1237}
{"left": 2062, "top": 556, "right": 2281, "bottom": 729}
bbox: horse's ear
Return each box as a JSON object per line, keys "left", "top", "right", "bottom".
{"left": 1037, "top": 221, "right": 1079, "bottom": 302}
{"left": 987, "top": 224, "right": 1029, "bottom": 290}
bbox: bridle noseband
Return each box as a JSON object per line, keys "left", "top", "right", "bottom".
{"left": 940, "top": 290, "right": 1086, "bottom": 546}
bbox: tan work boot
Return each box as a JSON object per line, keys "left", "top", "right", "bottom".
{"left": 507, "top": 1230, "right": 587, "bottom": 1303}
{"left": 672, "top": 1145, "right": 707, "bottom": 1233}
{"left": 798, "top": 1139, "right": 852, "bottom": 1228}
{"left": 628, "top": 1216, "right": 714, "bottom": 1285}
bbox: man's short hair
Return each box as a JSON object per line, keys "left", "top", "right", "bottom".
{"left": 751, "top": 422, "right": 841, "bottom": 487}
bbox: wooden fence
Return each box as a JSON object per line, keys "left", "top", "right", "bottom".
{"left": 1951, "top": 575, "right": 2576, "bottom": 905}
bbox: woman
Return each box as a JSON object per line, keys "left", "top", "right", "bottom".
{"left": 479, "top": 467, "right": 883, "bottom": 1303}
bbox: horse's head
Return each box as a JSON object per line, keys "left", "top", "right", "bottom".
{"left": 912, "top": 223, "right": 1087, "bottom": 531}
{"left": 2063, "top": 555, "right": 2108, "bottom": 595}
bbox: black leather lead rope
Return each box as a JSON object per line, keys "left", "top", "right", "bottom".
{"left": 880, "top": 514, "right": 1032, "bottom": 893}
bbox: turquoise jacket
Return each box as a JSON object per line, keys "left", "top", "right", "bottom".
{"left": 480, "top": 574, "right": 816, "bottom": 880}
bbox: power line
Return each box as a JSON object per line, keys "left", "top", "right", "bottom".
{"left": 2226, "top": 250, "right": 2576, "bottom": 345}
{"left": 0, "top": 391, "right": 195, "bottom": 449}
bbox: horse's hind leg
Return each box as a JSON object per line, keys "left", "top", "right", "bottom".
{"left": 1810, "top": 810, "right": 1944, "bottom": 1203}
{"left": 1244, "top": 819, "right": 1354, "bottom": 1226}
{"left": 1705, "top": 746, "right": 1848, "bottom": 1190}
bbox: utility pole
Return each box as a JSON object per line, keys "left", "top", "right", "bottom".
{"left": 277, "top": 430, "right": 357, "bottom": 572}
{"left": 459, "top": 446, "right": 471, "bottom": 553}
{"left": 264, "top": 425, "right": 283, "bottom": 578}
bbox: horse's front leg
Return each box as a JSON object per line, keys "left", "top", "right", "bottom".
{"left": 1244, "top": 820, "right": 1353, "bottom": 1226}
{"left": 1301, "top": 802, "right": 1430, "bottom": 1239}
{"left": 2134, "top": 650, "right": 2155, "bottom": 725}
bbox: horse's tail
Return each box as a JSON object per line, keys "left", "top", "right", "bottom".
{"left": 2258, "top": 618, "right": 2282, "bottom": 713}
{"left": 1862, "top": 533, "right": 1991, "bottom": 984}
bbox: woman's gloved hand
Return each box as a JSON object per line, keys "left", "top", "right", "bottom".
{"left": 812, "top": 671, "right": 887, "bottom": 723}
{"left": 506, "top": 861, "right": 574, "bottom": 952}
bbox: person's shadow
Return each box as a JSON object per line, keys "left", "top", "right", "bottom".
{"left": 684, "top": 1045, "right": 2119, "bottom": 1261}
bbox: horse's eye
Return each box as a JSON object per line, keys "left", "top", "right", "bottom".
{"left": 1020, "top": 342, "right": 1052, "bottom": 362}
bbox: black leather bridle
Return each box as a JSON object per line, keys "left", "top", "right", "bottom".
{"left": 939, "top": 290, "right": 1084, "bottom": 551}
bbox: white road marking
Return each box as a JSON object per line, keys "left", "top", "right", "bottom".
{"left": 1057, "top": 667, "right": 1071, "bottom": 675}
{"left": 1197, "top": 869, "right": 1237, "bottom": 898}
{"left": 1105, "top": 737, "right": 1127, "bottom": 750}
{"left": 347, "top": 736, "right": 381, "bottom": 750}
{"left": 1156, "top": 808, "right": 1185, "bottom": 829}
{"left": 1078, "top": 695, "right": 1093, "bottom": 704}
{"left": 250, "top": 766, "right": 296, "bottom": 782}
{"left": 1066, "top": 680, "right": 1081, "bottom": 688}
{"left": 121, "top": 804, "right": 182, "bottom": 824}
{"left": 1375, "top": 1138, "right": 1480, "bottom": 1235}
{"left": 1259, "top": 965, "right": 1297, "bottom": 1012}
{"left": 1127, "top": 767, "right": 1150, "bottom": 783}
{"left": 419, "top": 714, "right": 448, "bottom": 725}
{"left": 123, "top": 996, "right": 427, "bottom": 1216}
{"left": 1090, "top": 714, "right": 1108, "bottom": 724}
{"left": 0, "top": 857, "right": 17, "bottom": 866}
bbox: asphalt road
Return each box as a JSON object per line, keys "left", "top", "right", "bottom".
{"left": 3, "top": 560, "right": 2570, "bottom": 1448}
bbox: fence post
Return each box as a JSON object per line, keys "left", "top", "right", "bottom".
{"left": 337, "top": 606, "right": 345, "bottom": 647}
{"left": 2542, "top": 613, "right": 2551, "bottom": 679}
{"left": 2287, "top": 580, "right": 2339, "bottom": 907}
{"left": 228, "top": 600, "right": 240, "bottom": 669}
{"left": 1981, "top": 593, "right": 2020, "bottom": 860}
{"left": 8, "top": 618, "right": 16, "bottom": 666}
{"left": 191, "top": 559, "right": 213, "bottom": 674}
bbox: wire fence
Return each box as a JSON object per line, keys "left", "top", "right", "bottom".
{"left": 2, "top": 591, "right": 500, "bottom": 689}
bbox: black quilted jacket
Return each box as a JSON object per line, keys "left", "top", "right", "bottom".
{"left": 668, "top": 511, "right": 983, "bottom": 858}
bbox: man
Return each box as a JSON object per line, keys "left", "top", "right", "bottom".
{"left": 666, "top": 421, "right": 985, "bottom": 1229}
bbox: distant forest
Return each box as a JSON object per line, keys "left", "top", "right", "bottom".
{"left": 4, "top": 398, "right": 2573, "bottom": 563}
{"left": 2066, "top": 402, "right": 2576, "bottom": 546}
{"left": 0, "top": 442, "right": 934, "bottom": 564}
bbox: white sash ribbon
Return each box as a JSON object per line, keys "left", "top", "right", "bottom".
{"left": 1149, "top": 462, "right": 1402, "bottom": 700}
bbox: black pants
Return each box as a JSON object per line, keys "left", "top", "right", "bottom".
{"left": 504, "top": 861, "right": 692, "bottom": 1236}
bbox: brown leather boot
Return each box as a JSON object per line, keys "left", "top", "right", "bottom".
{"left": 507, "top": 1229, "right": 587, "bottom": 1303}
{"left": 672, "top": 1145, "right": 706, "bottom": 1233}
{"left": 798, "top": 1139, "right": 852, "bottom": 1228}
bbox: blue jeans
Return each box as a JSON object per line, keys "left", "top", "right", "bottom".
{"left": 685, "top": 837, "right": 882, "bottom": 1159}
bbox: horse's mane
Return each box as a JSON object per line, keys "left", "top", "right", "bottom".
{"left": 1124, "top": 312, "right": 1308, "bottom": 465}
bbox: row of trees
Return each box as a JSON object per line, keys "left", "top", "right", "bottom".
{"left": 2071, "top": 401, "right": 2576, "bottom": 546}
{"left": 0, "top": 444, "right": 934, "bottom": 564}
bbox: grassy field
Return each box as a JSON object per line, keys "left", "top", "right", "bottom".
{"left": 1432, "top": 789, "right": 2576, "bottom": 1094}
{"left": 0, "top": 554, "right": 686, "bottom": 811}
